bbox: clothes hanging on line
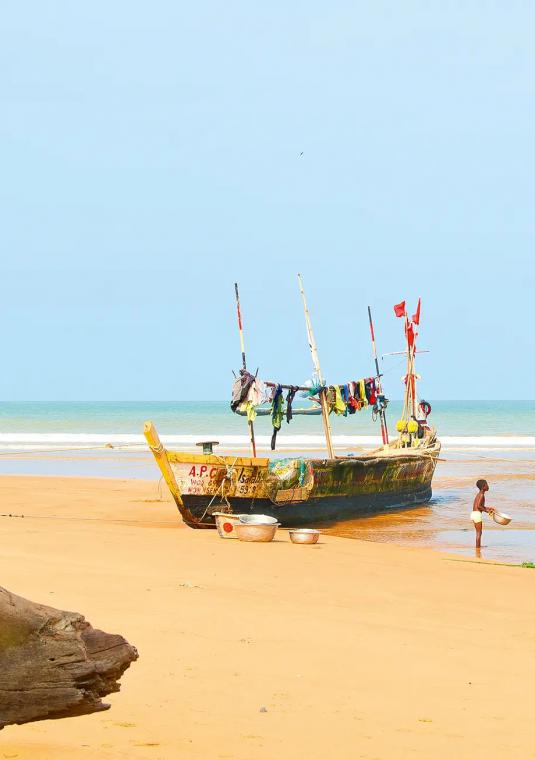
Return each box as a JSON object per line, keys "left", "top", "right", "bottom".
{"left": 340, "top": 384, "right": 350, "bottom": 417}
{"left": 365, "top": 378, "right": 378, "bottom": 405}
{"left": 357, "top": 379, "right": 368, "bottom": 407}
{"left": 347, "top": 381, "right": 362, "bottom": 413}
{"left": 237, "top": 377, "right": 268, "bottom": 421}
{"left": 249, "top": 378, "right": 268, "bottom": 406}
{"left": 333, "top": 385, "right": 347, "bottom": 415}
{"left": 300, "top": 381, "right": 323, "bottom": 398}
{"left": 271, "top": 385, "right": 284, "bottom": 450}
{"left": 231, "top": 374, "right": 383, "bottom": 447}
{"left": 231, "top": 370, "right": 256, "bottom": 412}
{"left": 285, "top": 386, "right": 298, "bottom": 423}
{"left": 241, "top": 401, "right": 256, "bottom": 422}
{"left": 321, "top": 378, "right": 383, "bottom": 416}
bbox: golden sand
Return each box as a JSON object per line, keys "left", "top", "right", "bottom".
{"left": 1, "top": 475, "right": 534, "bottom": 759}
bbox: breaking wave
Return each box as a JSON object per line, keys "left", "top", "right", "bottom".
{"left": 0, "top": 433, "right": 535, "bottom": 453}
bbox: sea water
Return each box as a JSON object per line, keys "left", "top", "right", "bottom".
{"left": 0, "top": 400, "right": 534, "bottom": 564}
{"left": 0, "top": 399, "right": 534, "bottom": 444}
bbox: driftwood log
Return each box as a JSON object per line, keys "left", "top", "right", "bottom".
{"left": 0, "top": 586, "right": 138, "bottom": 729}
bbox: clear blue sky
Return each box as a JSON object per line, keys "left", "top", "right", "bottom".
{"left": 1, "top": 2, "right": 534, "bottom": 400}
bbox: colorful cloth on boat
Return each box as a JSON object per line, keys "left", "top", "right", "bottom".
{"left": 326, "top": 386, "right": 334, "bottom": 410}
{"left": 266, "top": 457, "right": 314, "bottom": 502}
{"left": 238, "top": 401, "right": 257, "bottom": 422}
{"left": 347, "top": 382, "right": 360, "bottom": 413}
{"left": 271, "top": 385, "right": 284, "bottom": 450}
{"left": 334, "top": 385, "right": 347, "bottom": 416}
{"left": 266, "top": 457, "right": 314, "bottom": 503}
{"left": 286, "top": 386, "right": 298, "bottom": 423}
{"left": 299, "top": 379, "right": 323, "bottom": 398}
{"left": 268, "top": 458, "right": 308, "bottom": 487}
{"left": 373, "top": 394, "right": 388, "bottom": 414}
{"left": 357, "top": 379, "right": 368, "bottom": 407}
{"left": 236, "top": 377, "right": 269, "bottom": 421}
{"left": 233, "top": 372, "right": 379, "bottom": 425}
{"left": 264, "top": 384, "right": 275, "bottom": 403}
{"left": 326, "top": 385, "right": 348, "bottom": 415}
{"left": 340, "top": 384, "right": 350, "bottom": 417}
{"left": 365, "top": 378, "right": 377, "bottom": 405}
{"left": 231, "top": 370, "right": 256, "bottom": 412}
{"left": 248, "top": 378, "right": 267, "bottom": 407}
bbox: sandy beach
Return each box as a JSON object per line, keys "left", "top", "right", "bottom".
{"left": 0, "top": 475, "right": 534, "bottom": 759}
{"left": 4, "top": 0, "right": 535, "bottom": 753}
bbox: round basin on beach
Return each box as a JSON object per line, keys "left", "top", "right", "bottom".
{"left": 239, "top": 514, "right": 279, "bottom": 525}
{"left": 289, "top": 528, "right": 320, "bottom": 544}
{"left": 235, "top": 523, "right": 279, "bottom": 542}
{"left": 493, "top": 512, "right": 512, "bottom": 526}
{"left": 213, "top": 512, "right": 247, "bottom": 539}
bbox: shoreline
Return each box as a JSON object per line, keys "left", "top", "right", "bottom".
{"left": 1, "top": 474, "right": 534, "bottom": 759}
{"left": 1, "top": 476, "right": 533, "bottom": 568}
{"left": 1, "top": 468, "right": 534, "bottom": 566}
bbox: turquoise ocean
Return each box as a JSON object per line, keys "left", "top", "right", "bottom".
{"left": 0, "top": 399, "right": 534, "bottom": 437}
{"left": 0, "top": 400, "right": 534, "bottom": 564}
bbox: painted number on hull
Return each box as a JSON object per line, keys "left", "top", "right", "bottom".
{"left": 173, "top": 463, "right": 267, "bottom": 497}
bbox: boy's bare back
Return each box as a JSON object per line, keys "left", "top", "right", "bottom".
{"left": 473, "top": 490, "right": 485, "bottom": 512}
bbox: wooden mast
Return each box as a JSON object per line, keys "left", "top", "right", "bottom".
{"left": 401, "top": 312, "right": 418, "bottom": 424}
{"left": 401, "top": 313, "right": 412, "bottom": 422}
{"left": 367, "top": 305, "right": 389, "bottom": 445}
{"left": 297, "top": 273, "right": 335, "bottom": 459}
{"left": 234, "top": 283, "right": 257, "bottom": 457}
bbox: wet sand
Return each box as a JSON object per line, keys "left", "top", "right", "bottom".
{"left": 319, "top": 449, "right": 535, "bottom": 563}
{"left": 1, "top": 475, "right": 535, "bottom": 759}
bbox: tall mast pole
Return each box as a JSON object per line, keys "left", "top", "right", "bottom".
{"left": 367, "top": 306, "right": 389, "bottom": 445}
{"left": 410, "top": 342, "right": 417, "bottom": 419}
{"left": 402, "top": 313, "right": 411, "bottom": 420}
{"left": 297, "top": 274, "right": 335, "bottom": 459}
{"left": 402, "top": 313, "right": 417, "bottom": 422}
{"left": 234, "top": 283, "right": 257, "bottom": 458}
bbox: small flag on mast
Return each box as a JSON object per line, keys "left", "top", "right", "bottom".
{"left": 394, "top": 300, "right": 406, "bottom": 318}
{"left": 412, "top": 298, "right": 421, "bottom": 325}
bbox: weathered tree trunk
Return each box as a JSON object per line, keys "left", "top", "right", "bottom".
{"left": 0, "top": 586, "right": 138, "bottom": 729}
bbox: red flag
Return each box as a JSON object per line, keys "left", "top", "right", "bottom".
{"left": 394, "top": 300, "right": 406, "bottom": 318}
{"left": 406, "top": 322, "right": 415, "bottom": 348}
{"left": 412, "top": 298, "right": 421, "bottom": 325}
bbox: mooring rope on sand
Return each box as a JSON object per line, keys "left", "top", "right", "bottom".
{"left": 0, "top": 512, "right": 176, "bottom": 525}
{"left": 0, "top": 442, "right": 148, "bottom": 457}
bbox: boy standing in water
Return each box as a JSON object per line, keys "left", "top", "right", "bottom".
{"left": 471, "top": 479, "right": 495, "bottom": 549}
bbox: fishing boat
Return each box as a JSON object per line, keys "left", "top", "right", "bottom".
{"left": 144, "top": 277, "right": 440, "bottom": 528}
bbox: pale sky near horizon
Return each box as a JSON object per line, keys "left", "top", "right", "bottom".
{"left": 1, "top": 2, "right": 534, "bottom": 401}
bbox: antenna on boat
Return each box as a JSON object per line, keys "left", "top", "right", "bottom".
{"left": 234, "top": 283, "right": 257, "bottom": 457}
{"left": 297, "top": 274, "right": 335, "bottom": 459}
{"left": 367, "top": 306, "right": 389, "bottom": 445}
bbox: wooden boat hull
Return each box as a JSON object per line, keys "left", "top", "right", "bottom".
{"left": 179, "top": 482, "right": 432, "bottom": 527}
{"left": 144, "top": 421, "right": 439, "bottom": 529}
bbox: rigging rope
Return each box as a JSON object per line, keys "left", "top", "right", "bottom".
{"left": 198, "top": 456, "right": 240, "bottom": 521}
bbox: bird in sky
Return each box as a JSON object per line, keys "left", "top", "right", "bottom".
{"left": 299, "top": 151, "right": 303, "bottom": 156}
